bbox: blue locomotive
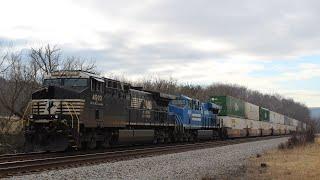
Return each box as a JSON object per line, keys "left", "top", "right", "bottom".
{"left": 168, "top": 95, "right": 221, "bottom": 141}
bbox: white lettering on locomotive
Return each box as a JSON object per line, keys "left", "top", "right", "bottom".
{"left": 92, "top": 94, "right": 103, "bottom": 102}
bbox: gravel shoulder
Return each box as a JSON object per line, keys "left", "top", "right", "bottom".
{"left": 7, "top": 137, "right": 288, "bottom": 180}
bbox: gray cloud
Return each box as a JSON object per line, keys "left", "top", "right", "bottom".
{"left": 68, "top": 0, "right": 320, "bottom": 62}
{"left": 135, "top": 0, "right": 320, "bottom": 57}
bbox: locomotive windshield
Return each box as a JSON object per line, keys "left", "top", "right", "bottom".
{"left": 43, "top": 78, "right": 88, "bottom": 87}
{"left": 64, "top": 78, "right": 88, "bottom": 87}
{"left": 171, "top": 99, "right": 186, "bottom": 108}
{"left": 43, "top": 79, "right": 62, "bottom": 86}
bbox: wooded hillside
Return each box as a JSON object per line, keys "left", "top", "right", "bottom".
{"left": 0, "top": 44, "right": 312, "bottom": 126}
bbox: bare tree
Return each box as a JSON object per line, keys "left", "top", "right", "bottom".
{"left": 138, "top": 78, "right": 311, "bottom": 123}
{"left": 0, "top": 52, "right": 36, "bottom": 118}
{"left": 63, "top": 56, "right": 96, "bottom": 72}
{"left": 30, "top": 44, "right": 61, "bottom": 76}
{"left": 0, "top": 50, "right": 12, "bottom": 75}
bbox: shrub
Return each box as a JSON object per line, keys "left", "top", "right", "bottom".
{"left": 279, "top": 129, "right": 315, "bottom": 150}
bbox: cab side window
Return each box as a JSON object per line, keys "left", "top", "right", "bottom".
{"left": 91, "top": 79, "right": 104, "bottom": 93}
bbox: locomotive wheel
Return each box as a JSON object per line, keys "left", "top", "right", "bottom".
{"left": 100, "top": 136, "right": 110, "bottom": 149}
{"left": 165, "top": 137, "right": 171, "bottom": 143}
{"left": 188, "top": 134, "right": 194, "bottom": 142}
{"left": 87, "top": 136, "right": 97, "bottom": 149}
{"left": 153, "top": 138, "right": 158, "bottom": 144}
{"left": 159, "top": 136, "right": 165, "bottom": 143}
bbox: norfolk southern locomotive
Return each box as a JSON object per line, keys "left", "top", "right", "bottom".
{"left": 25, "top": 70, "right": 221, "bottom": 151}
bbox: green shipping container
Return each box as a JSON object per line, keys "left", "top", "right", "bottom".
{"left": 210, "top": 96, "right": 245, "bottom": 118}
{"left": 259, "top": 107, "right": 270, "bottom": 121}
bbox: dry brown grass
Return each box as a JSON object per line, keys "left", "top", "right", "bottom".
{"left": 0, "top": 117, "right": 23, "bottom": 134}
{"left": 245, "top": 138, "right": 320, "bottom": 180}
{"left": 0, "top": 117, "right": 24, "bottom": 154}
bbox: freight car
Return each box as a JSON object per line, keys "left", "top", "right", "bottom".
{"left": 24, "top": 70, "right": 221, "bottom": 151}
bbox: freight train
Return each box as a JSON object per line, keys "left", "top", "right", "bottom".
{"left": 210, "top": 96, "right": 306, "bottom": 138}
{"left": 24, "top": 70, "right": 307, "bottom": 151}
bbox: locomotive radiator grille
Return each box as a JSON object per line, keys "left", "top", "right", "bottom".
{"left": 31, "top": 99, "right": 85, "bottom": 115}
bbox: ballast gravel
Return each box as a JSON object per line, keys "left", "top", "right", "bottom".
{"left": 7, "top": 137, "right": 288, "bottom": 180}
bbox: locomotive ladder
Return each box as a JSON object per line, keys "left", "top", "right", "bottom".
{"left": 21, "top": 101, "right": 32, "bottom": 127}
{"left": 173, "top": 114, "right": 184, "bottom": 132}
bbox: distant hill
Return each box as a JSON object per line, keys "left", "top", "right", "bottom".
{"left": 310, "top": 107, "right": 320, "bottom": 119}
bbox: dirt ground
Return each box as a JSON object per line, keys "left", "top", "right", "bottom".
{"left": 241, "top": 137, "right": 320, "bottom": 180}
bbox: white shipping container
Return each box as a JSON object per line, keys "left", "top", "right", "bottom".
{"left": 244, "top": 102, "right": 259, "bottom": 121}
{"left": 290, "top": 118, "right": 296, "bottom": 126}
{"left": 270, "top": 111, "right": 284, "bottom": 124}
{"left": 219, "top": 116, "right": 248, "bottom": 129}
{"left": 293, "top": 119, "right": 299, "bottom": 127}
{"left": 274, "top": 123, "right": 280, "bottom": 131}
{"left": 270, "top": 111, "right": 280, "bottom": 124}
{"left": 270, "top": 111, "right": 277, "bottom": 123}
{"left": 279, "top": 114, "right": 285, "bottom": 125}
{"left": 251, "top": 120, "right": 261, "bottom": 129}
{"left": 262, "top": 121, "right": 272, "bottom": 130}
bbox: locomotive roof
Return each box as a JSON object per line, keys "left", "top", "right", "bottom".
{"left": 130, "top": 87, "right": 177, "bottom": 100}
{"left": 46, "top": 70, "right": 103, "bottom": 80}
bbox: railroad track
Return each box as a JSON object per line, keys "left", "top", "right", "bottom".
{"left": 0, "top": 135, "right": 287, "bottom": 178}
{"left": 0, "top": 151, "right": 63, "bottom": 163}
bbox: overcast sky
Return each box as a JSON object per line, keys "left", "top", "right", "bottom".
{"left": 1, "top": 0, "right": 320, "bottom": 107}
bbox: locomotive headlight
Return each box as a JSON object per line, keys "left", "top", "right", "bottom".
{"left": 54, "top": 115, "right": 59, "bottom": 119}
{"left": 29, "top": 115, "right": 33, "bottom": 119}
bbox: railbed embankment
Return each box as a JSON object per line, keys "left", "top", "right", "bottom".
{"left": 6, "top": 137, "right": 288, "bottom": 180}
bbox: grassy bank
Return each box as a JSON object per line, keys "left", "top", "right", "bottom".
{"left": 244, "top": 137, "right": 320, "bottom": 179}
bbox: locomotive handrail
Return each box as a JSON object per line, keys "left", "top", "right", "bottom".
{"left": 21, "top": 101, "right": 32, "bottom": 127}
{"left": 127, "top": 107, "right": 168, "bottom": 114}
{"left": 169, "top": 113, "right": 183, "bottom": 131}
{"left": 69, "top": 103, "right": 80, "bottom": 134}
{"left": 63, "top": 102, "right": 74, "bottom": 129}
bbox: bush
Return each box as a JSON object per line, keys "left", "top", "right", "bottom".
{"left": 0, "top": 133, "right": 25, "bottom": 154}
{"left": 278, "top": 129, "right": 315, "bottom": 150}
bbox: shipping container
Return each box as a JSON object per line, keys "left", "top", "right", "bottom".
{"left": 278, "top": 114, "right": 285, "bottom": 125}
{"left": 297, "top": 121, "right": 302, "bottom": 131}
{"left": 247, "top": 119, "right": 261, "bottom": 136}
{"left": 244, "top": 102, "right": 259, "bottom": 121}
{"left": 292, "top": 119, "right": 299, "bottom": 127}
{"left": 218, "top": 116, "right": 248, "bottom": 137}
{"left": 259, "top": 107, "right": 270, "bottom": 121}
{"left": 270, "top": 111, "right": 284, "bottom": 124}
{"left": 260, "top": 121, "right": 272, "bottom": 135}
{"left": 280, "top": 125, "right": 286, "bottom": 134}
{"left": 290, "top": 118, "right": 296, "bottom": 126}
{"left": 211, "top": 96, "right": 245, "bottom": 118}
{"left": 219, "top": 116, "right": 247, "bottom": 129}
{"left": 273, "top": 123, "right": 281, "bottom": 135}
{"left": 284, "top": 116, "right": 290, "bottom": 125}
